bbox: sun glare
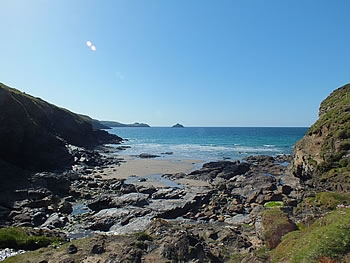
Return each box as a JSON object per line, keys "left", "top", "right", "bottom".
{"left": 86, "top": 40, "right": 97, "bottom": 51}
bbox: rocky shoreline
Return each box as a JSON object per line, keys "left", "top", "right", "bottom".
{"left": 1, "top": 83, "right": 349, "bottom": 262}
{"left": 0, "top": 145, "right": 304, "bottom": 262}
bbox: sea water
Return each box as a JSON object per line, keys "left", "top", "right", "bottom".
{"left": 108, "top": 127, "right": 308, "bottom": 162}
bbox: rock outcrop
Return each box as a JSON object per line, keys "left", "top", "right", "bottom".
{"left": 291, "top": 84, "right": 350, "bottom": 191}
{"left": 172, "top": 123, "right": 184, "bottom": 128}
{"left": 0, "top": 82, "right": 122, "bottom": 171}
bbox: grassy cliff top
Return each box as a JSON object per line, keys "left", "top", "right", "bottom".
{"left": 306, "top": 84, "right": 350, "bottom": 176}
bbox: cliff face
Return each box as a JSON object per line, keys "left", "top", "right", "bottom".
{"left": 0, "top": 82, "right": 121, "bottom": 171}
{"left": 292, "top": 84, "right": 350, "bottom": 191}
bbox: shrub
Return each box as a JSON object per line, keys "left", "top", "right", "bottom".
{"left": 134, "top": 232, "right": 153, "bottom": 241}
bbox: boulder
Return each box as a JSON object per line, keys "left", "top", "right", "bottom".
{"left": 41, "top": 213, "right": 68, "bottom": 229}
{"left": 87, "top": 196, "right": 113, "bottom": 211}
{"left": 111, "top": 193, "right": 149, "bottom": 207}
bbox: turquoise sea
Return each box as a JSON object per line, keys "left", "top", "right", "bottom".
{"left": 109, "top": 127, "right": 308, "bottom": 162}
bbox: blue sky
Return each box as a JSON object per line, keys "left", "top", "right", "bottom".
{"left": 1, "top": 0, "right": 350, "bottom": 127}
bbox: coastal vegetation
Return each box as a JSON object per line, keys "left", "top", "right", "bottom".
{"left": 306, "top": 84, "right": 350, "bottom": 176}
{"left": 263, "top": 201, "right": 284, "bottom": 208}
{"left": 271, "top": 207, "right": 350, "bottom": 262}
{"left": 0, "top": 227, "right": 63, "bottom": 250}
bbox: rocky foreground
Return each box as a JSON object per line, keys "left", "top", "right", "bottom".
{"left": 0, "top": 148, "right": 301, "bottom": 262}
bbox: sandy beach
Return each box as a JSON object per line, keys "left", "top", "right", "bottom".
{"left": 100, "top": 156, "right": 208, "bottom": 187}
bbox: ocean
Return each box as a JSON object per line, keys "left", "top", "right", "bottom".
{"left": 108, "top": 127, "right": 308, "bottom": 162}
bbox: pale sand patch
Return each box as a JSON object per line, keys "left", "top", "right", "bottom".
{"left": 102, "top": 156, "right": 204, "bottom": 180}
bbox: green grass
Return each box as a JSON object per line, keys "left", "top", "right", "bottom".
{"left": 0, "top": 227, "right": 64, "bottom": 250}
{"left": 264, "top": 201, "right": 284, "bottom": 208}
{"left": 295, "top": 192, "right": 350, "bottom": 215}
{"left": 133, "top": 232, "right": 153, "bottom": 250}
{"left": 133, "top": 232, "right": 153, "bottom": 241}
{"left": 305, "top": 84, "right": 350, "bottom": 175}
{"left": 271, "top": 208, "right": 350, "bottom": 263}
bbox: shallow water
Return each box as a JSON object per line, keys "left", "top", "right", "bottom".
{"left": 125, "top": 174, "right": 182, "bottom": 188}
{"left": 71, "top": 203, "right": 91, "bottom": 216}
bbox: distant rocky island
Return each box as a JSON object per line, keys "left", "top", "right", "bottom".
{"left": 100, "top": 121, "right": 150, "bottom": 128}
{"left": 172, "top": 123, "right": 184, "bottom": 128}
{"left": 0, "top": 82, "right": 350, "bottom": 262}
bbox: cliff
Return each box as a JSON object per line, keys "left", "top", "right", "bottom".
{"left": 0, "top": 82, "right": 122, "bottom": 171}
{"left": 292, "top": 84, "right": 350, "bottom": 191}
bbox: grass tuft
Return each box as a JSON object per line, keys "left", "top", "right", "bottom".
{"left": 0, "top": 227, "right": 64, "bottom": 250}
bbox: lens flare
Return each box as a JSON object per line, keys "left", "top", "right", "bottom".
{"left": 86, "top": 41, "right": 92, "bottom": 47}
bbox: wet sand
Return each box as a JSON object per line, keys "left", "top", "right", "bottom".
{"left": 102, "top": 155, "right": 204, "bottom": 179}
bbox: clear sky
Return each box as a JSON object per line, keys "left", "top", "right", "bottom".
{"left": 1, "top": 0, "right": 350, "bottom": 127}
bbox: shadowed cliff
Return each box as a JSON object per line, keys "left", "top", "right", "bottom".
{"left": 0, "top": 82, "right": 122, "bottom": 171}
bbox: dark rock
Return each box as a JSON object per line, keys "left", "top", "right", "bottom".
{"left": 188, "top": 161, "right": 250, "bottom": 181}
{"left": 68, "top": 244, "right": 78, "bottom": 254}
{"left": 109, "top": 180, "right": 123, "bottom": 190}
{"left": 111, "top": 193, "right": 149, "bottom": 207}
{"left": 13, "top": 213, "right": 31, "bottom": 223}
{"left": 172, "top": 123, "right": 184, "bottom": 128}
{"left": 281, "top": 185, "right": 293, "bottom": 195}
{"left": 32, "top": 211, "right": 47, "bottom": 226}
{"left": 136, "top": 185, "right": 157, "bottom": 195}
{"left": 41, "top": 213, "right": 67, "bottom": 229}
{"left": 160, "top": 231, "right": 189, "bottom": 260}
{"left": 120, "top": 184, "right": 137, "bottom": 194}
{"left": 30, "top": 173, "right": 71, "bottom": 195}
{"left": 58, "top": 201, "right": 73, "bottom": 214}
{"left": 152, "top": 188, "right": 185, "bottom": 199}
{"left": 90, "top": 218, "right": 116, "bottom": 231}
{"left": 27, "top": 198, "right": 51, "bottom": 208}
{"left": 245, "top": 155, "right": 274, "bottom": 163}
{"left": 91, "top": 244, "right": 105, "bottom": 254}
{"left": 161, "top": 152, "right": 173, "bottom": 155}
{"left": 88, "top": 196, "right": 112, "bottom": 211}
{"left": 0, "top": 205, "right": 10, "bottom": 224}
{"left": 139, "top": 153, "right": 160, "bottom": 159}
{"left": 116, "top": 146, "right": 131, "bottom": 150}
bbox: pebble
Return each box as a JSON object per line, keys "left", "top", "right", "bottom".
{"left": 0, "top": 248, "right": 26, "bottom": 261}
